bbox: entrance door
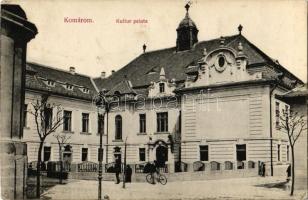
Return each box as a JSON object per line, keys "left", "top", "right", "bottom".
{"left": 156, "top": 145, "right": 168, "bottom": 167}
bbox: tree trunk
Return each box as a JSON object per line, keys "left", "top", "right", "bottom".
{"left": 36, "top": 141, "right": 44, "bottom": 198}
{"left": 290, "top": 146, "right": 295, "bottom": 196}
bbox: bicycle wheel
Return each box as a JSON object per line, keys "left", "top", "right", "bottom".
{"left": 158, "top": 174, "right": 167, "bottom": 185}
{"left": 146, "top": 173, "right": 154, "bottom": 184}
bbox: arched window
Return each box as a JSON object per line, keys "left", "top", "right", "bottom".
{"left": 115, "top": 115, "right": 122, "bottom": 140}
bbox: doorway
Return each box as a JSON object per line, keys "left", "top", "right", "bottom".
{"left": 156, "top": 145, "right": 168, "bottom": 167}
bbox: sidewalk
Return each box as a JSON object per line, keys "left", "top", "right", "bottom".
{"left": 41, "top": 176, "right": 307, "bottom": 200}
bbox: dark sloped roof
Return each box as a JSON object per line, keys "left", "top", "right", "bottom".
{"left": 26, "top": 62, "right": 97, "bottom": 101}
{"left": 178, "top": 13, "right": 197, "bottom": 29}
{"left": 279, "top": 84, "right": 308, "bottom": 98}
{"left": 106, "top": 79, "right": 136, "bottom": 96}
{"left": 94, "top": 34, "right": 303, "bottom": 92}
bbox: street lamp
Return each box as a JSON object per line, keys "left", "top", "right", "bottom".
{"left": 95, "top": 90, "right": 108, "bottom": 200}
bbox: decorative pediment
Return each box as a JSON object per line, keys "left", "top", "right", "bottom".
{"left": 185, "top": 42, "right": 262, "bottom": 88}
{"left": 148, "top": 67, "right": 176, "bottom": 97}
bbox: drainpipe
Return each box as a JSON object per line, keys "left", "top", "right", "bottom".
{"left": 269, "top": 73, "right": 284, "bottom": 176}
{"left": 269, "top": 84, "right": 277, "bottom": 176}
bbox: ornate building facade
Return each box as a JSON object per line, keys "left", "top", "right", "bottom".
{"left": 23, "top": 5, "right": 304, "bottom": 178}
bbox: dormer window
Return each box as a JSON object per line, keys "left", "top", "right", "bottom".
{"left": 82, "top": 88, "right": 89, "bottom": 94}
{"left": 46, "top": 80, "right": 55, "bottom": 87}
{"left": 66, "top": 84, "right": 73, "bottom": 90}
{"left": 79, "top": 87, "right": 89, "bottom": 94}
{"left": 159, "top": 83, "right": 165, "bottom": 93}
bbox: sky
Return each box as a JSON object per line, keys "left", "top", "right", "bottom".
{"left": 11, "top": 0, "right": 308, "bottom": 82}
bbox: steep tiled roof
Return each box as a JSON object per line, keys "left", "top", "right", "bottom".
{"left": 106, "top": 79, "right": 136, "bottom": 96}
{"left": 94, "top": 34, "right": 303, "bottom": 92}
{"left": 279, "top": 84, "right": 308, "bottom": 98}
{"left": 26, "top": 62, "right": 97, "bottom": 101}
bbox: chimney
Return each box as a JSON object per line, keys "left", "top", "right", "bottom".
{"left": 101, "top": 71, "right": 106, "bottom": 79}
{"left": 111, "top": 70, "right": 115, "bottom": 75}
{"left": 143, "top": 44, "right": 147, "bottom": 53}
{"left": 69, "top": 66, "right": 75, "bottom": 75}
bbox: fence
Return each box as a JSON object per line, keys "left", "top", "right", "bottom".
{"left": 77, "top": 161, "right": 98, "bottom": 172}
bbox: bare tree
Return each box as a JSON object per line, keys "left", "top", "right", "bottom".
{"left": 53, "top": 133, "right": 71, "bottom": 184}
{"left": 279, "top": 109, "right": 307, "bottom": 196}
{"left": 28, "top": 94, "right": 64, "bottom": 198}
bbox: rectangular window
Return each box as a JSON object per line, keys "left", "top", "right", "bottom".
{"left": 139, "top": 114, "right": 146, "bottom": 133}
{"left": 81, "top": 148, "right": 88, "bottom": 161}
{"left": 44, "top": 107, "right": 53, "bottom": 129}
{"left": 287, "top": 145, "right": 289, "bottom": 161}
{"left": 159, "top": 83, "right": 165, "bottom": 93}
{"left": 139, "top": 148, "right": 146, "bottom": 161}
{"left": 98, "top": 148, "right": 103, "bottom": 162}
{"left": 43, "top": 146, "right": 51, "bottom": 162}
{"left": 277, "top": 144, "right": 281, "bottom": 161}
{"left": 157, "top": 112, "right": 168, "bottom": 132}
{"left": 199, "top": 145, "right": 209, "bottom": 161}
{"left": 23, "top": 104, "right": 28, "bottom": 127}
{"left": 275, "top": 102, "right": 280, "bottom": 129}
{"left": 63, "top": 110, "right": 72, "bottom": 131}
{"left": 82, "top": 113, "right": 89, "bottom": 133}
{"left": 236, "top": 144, "right": 246, "bottom": 161}
{"left": 98, "top": 114, "right": 104, "bottom": 134}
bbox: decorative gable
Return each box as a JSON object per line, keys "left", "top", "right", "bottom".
{"left": 148, "top": 67, "right": 176, "bottom": 97}
{"left": 186, "top": 41, "right": 262, "bottom": 88}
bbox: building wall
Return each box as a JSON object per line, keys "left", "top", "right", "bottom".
{"left": 181, "top": 84, "right": 290, "bottom": 171}
{"left": 23, "top": 91, "right": 106, "bottom": 164}
{"left": 106, "top": 98, "right": 180, "bottom": 166}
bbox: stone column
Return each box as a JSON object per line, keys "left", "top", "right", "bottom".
{"left": 0, "top": 5, "right": 37, "bottom": 199}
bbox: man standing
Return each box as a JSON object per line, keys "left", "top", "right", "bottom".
{"left": 115, "top": 156, "right": 121, "bottom": 184}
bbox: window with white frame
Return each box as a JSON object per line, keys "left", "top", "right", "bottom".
{"left": 81, "top": 148, "right": 88, "bottom": 161}
{"left": 157, "top": 112, "right": 168, "bottom": 132}
{"left": 115, "top": 115, "right": 122, "bottom": 140}
{"left": 139, "top": 148, "right": 146, "bottom": 161}
{"left": 82, "top": 113, "right": 89, "bottom": 133}
{"left": 199, "top": 145, "right": 209, "bottom": 161}
{"left": 43, "top": 146, "right": 51, "bottom": 161}
{"left": 236, "top": 144, "right": 246, "bottom": 161}
{"left": 159, "top": 82, "right": 165, "bottom": 93}
{"left": 139, "top": 114, "right": 146, "bottom": 133}
{"left": 275, "top": 102, "right": 280, "bottom": 129}
{"left": 63, "top": 110, "right": 72, "bottom": 131}
{"left": 277, "top": 144, "right": 281, "bottom": 161}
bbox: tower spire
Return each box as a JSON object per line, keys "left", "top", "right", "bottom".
{"left": 176, "top": 2, "right": 198, "bottom": 51}
{"left": 185, "top": 3, "right": 190, "bottom": 12}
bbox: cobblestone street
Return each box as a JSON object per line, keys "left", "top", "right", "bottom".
{"left": 41, "top": 176, "right": 307, "bottom": 200}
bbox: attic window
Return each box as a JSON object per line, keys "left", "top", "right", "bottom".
{"left": 46, "top": 80, "right": 55, "bottom": 87}
{"left": 66, "top": 84, "right": 73, "bottom": 90}
{"left": 159, "top": 83, "right": 165, "bottom": 93}
{"left": 82, "top": 88, "right": 89, "bottom": 94}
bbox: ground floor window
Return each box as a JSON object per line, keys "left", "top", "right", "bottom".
{"left": 139, "top": 148, "right": 146, "bottom": 161}
{"left": 236, "top": 144, "right": 246, "bottom": 161}
{"left": 43, "top": 146, "right": 51, "bottom": 161}
{"left": 199, "top": 145, "right": 208, "bottom": 161}
{"left": 277, "top": 144, "right": 281, "bottom": 161}
{"left": 81, "top": 148, "right": 88, "bottom": 161}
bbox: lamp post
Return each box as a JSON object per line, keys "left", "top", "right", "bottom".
{"left": 95, "top": 90, "right": 108, "bottom": 200}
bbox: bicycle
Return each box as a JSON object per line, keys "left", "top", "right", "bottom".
{"left": 146, "top": 172, "right": 167, "bottom": 185}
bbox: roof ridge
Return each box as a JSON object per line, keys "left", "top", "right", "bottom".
{"left": 27, "top": 61, "right": 92, "bottom": 78}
